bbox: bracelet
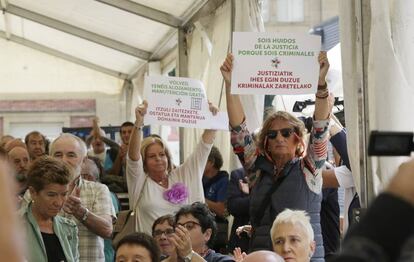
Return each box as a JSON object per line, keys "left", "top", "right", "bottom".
{"left": 317, "top": 82, "right": 327, "bottom": 90}
{"left": 81, "top": 207, "right": 89, "bottom": 222}
{"left": 134, "top": 122, "right": 143, "bottom": 130}
{"left": 316, "top": 89, "right": 329, "bottom": 97}
{"left": 316, "top": 93, "right": 329, "bottom": 99}
{"left": 183, "top": 250, "right": 195, "bottom": 262}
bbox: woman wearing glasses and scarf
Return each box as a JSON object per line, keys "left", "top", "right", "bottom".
{"left": 220, "top": 52, "right": 331, "bottom": 261}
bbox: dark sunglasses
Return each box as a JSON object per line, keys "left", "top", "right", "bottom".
{"left": 266, "top": 128, "right": 295, "bottom": 139}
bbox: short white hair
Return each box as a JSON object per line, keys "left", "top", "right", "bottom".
{"left": 49, "top": 133, "right": 87, "bottom": 157}
{"left": 270, "top": 209, "right": 314, "bottom": 243}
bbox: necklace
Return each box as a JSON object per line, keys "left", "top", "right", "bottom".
{"left": 155, "top": 175, "right": 168, "bottom": 187}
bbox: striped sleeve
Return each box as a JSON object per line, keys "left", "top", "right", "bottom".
{"left": 305, "top": 118, "right": 330, "bottom": 174}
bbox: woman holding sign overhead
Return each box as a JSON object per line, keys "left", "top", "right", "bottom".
{"left": 126, "top": 100, "right": 218, "bottom": 235}
{"left": 220, "top": 52, "right": 330, "bottom": 261}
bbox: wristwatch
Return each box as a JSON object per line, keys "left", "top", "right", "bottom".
{"left": 81, "top": 207, "right": 89, "bottom": 222}
{"left": 183, "top": 250, "right": 195, "bottom": 262}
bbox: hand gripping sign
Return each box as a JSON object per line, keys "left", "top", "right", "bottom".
{"left": 231, "top": 32, "right": 321, "bottom": 95}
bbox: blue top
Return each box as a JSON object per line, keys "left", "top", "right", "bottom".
{"left": 104, "top": 192, "right": 120, "bottom": 262}
{"left": 202, "top": 171, "right": 229, "bottom": 202}
{"left": 204, "top": 249, "right": 235, "bottom": 262}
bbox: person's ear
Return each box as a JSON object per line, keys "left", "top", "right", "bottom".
{"left": 309, "top": 240, "right": 316, "bottom": 258}
{"left": 29, "top": 186, "right": 37, "bottom": 198}
{"left": 203, "top": 228, "right": 212, "bottom": 243}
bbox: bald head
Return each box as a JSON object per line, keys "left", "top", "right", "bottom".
{"left": 81, "top": 158, "right": 100, "bottom": 182}
{"left": 242, "top": 251, "right": 284, "bottom": 262}
{"left": 4, "top": 139, "right": 26, "bottom": 153}
{"left": 0, "top": 135, "right": 14, "bottom": 148}
{"left": 49, "top": 134, "right": 87, "bottom": 177}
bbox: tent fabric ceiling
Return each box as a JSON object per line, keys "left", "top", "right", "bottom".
{"left": 1, "top": 13, "right": 143, "bottom": 75}
{"left": 1, "top": 0, "right": 209, "bottom": 79}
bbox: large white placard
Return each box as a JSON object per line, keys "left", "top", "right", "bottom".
{"left": 231, "top": 32, "right": 321, "bottom": 95}
{"left": 143, "top": 75, "right": 228, "bottom": 130}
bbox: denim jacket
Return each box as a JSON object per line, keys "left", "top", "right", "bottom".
{"left": 22, "top": 203, "right": 79, "bottom": 262}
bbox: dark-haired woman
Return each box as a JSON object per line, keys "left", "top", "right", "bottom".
{"left": 115, "top": 232, "right": 161, "bottom": 262}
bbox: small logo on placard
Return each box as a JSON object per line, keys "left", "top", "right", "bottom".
{"left": 191, "top": 97, "right": 202, "bottom": 110}
{"left": 271, "top": 57, "right": 281, "bottom": 68}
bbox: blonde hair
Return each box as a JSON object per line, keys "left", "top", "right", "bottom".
{"left": 271, "top": 209, "right": 314, "bottom": 243}
{"left": 140, "top": 136, "right": 172, "bottom": 173}
{"left": 258, "top": 111, "right": 306, "bottom": 156}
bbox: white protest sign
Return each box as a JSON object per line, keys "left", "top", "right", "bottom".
{"left": 143, "top": 75, "right": 228, "bottom": 130}
{"left": 231, "top": 32, "right": 321, "bottom": 95}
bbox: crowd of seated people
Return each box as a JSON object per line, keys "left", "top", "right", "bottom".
{"left": 0, "top": 51, "right": 408, "bottom": 262}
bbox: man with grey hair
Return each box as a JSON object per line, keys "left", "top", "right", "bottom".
{"left": 49, "top": 133, "right": 115, "bottom": 262}
{"left": 21, "top": 133, "right": 115, "bottom": 262}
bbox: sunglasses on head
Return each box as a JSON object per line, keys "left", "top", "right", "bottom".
{"left": 266, "top": 128, "right": 295, "bottom": 139}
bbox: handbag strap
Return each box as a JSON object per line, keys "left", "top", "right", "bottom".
{"left": 132, "top": 176, "right": 148, "bottom": 212}
{"left": 254, "top": 174, "right": 287, "bottom": 225}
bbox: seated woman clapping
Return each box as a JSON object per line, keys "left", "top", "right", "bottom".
{"left": 126, "top": 100, "right": 217, "bottom": 235}
{"left": 152, "top": 215, "right": 177, "bottom": 260}
{"left": 21, "top": 156, "right": 79, "bottom": 262}
{"left": 152, "top": 214, "right": 206, "bottom": 262}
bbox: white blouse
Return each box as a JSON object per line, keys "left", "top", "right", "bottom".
{"left": 126, "top": 140, "right": 213, "bottom": 235}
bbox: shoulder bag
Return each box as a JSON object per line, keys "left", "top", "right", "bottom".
{"left": 112, "top": 177, "right": 147, "bottom": 248}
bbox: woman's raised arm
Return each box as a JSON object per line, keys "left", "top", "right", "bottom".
{"left": 314, "top": 51, "right": 331, "bottom": 121}
{"left": 128, "top": 101, "right": 147, "bottom": 161}
{"left": 220, "top": 53, "right": 245, "bottom": 128}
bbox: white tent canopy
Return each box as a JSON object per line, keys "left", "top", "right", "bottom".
{"left": 0, "top": 0, "right": 216, "bottom": 87}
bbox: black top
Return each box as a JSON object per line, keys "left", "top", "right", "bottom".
{"left": 227, "top": 168, "right": 250, "bottom": 253}
{"left": 320, "top": 188, "right": 340, "bottom": 257}
{"left": 41, "top": 232, "right": 66, "bottom": 262}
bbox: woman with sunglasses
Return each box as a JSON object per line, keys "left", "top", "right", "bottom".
{"left": 220, "top": 52, "right": 331, "bottom": 261}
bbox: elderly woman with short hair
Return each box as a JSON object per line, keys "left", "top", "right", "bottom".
{"left": 220, "top": 52, "right": 331, "bottom": 261}
{"left": 271, "top": 209, "right": 316, "bottom": 262}
{"left": 21, "top": 156, "right": 79, "bottom": 262}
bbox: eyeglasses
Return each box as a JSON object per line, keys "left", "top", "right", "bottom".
{"left": 153, "top": 228, "right": 175, "bottom": 238}
{"left": 177, "top": 221, "right": 201, "bottom": 231}
{"left": 266, "top": 128, "right": 295, "bottom": 139}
